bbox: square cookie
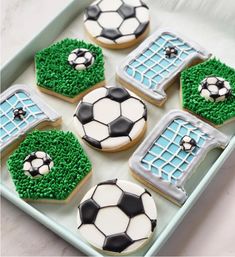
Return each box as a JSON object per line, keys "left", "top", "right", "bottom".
{"left": 129, "top": 110, "right": 229, "bottom": 205}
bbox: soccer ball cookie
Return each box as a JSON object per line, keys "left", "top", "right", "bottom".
{"left": 129, "top": 110, "right": 229, "bottom": 205}
{"left": 73, "top": 86, "right": 147, "bottom": 152}
{"left": 84, "top": 0, "right": 150, "bottom": 49}
{"left": 7, "top": 130, "right": 92, "bottom": 203}
{"left": 35, "top": 39, "right": 105, "bottom": 103}
{"left": 116, "top": 28, "right": 210, "bottom": 106}
{"left": 181, "top": 58, "right": 235, "bottom": 126}
{"left": 77, "top": 179, "right": 157, "bottom": 254}
{"left": 0, "top": 84, "right": 61, "bottom": 158}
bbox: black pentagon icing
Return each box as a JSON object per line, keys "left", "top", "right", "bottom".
{"left": 151, "top": 219, "right": 157, "bottom": 232}
{"left": 85, "top": 5, "right": 101, "bottom": 21}
{"left": 106, "top": 87, "right": 130, "bottom": 102}
{"left": 216, "top": 80, "right": 224, "bottom": 89}
{"left": 109, "top": 117, "right": 134, "bottom": 137}
{"left": 118, "top": 192, "right": 144, "bottom": 218}
{"left": 201, "top": 81, "right": 208, "bottom": 90}
{"left": 101, "top": 28, "right": 122, "bottom": 40}
{"left": 190, "top": 138, "right": 197, "bottom": 147}
{"left": 83, "top": 135, "right": 102, "bottom": 149}
{"left": 75, "top": 102, "right": 93, "bottom": 125}
{"left": 103, "top": 233, "right": 132, "bottom": 253}
{"left": 98, "top": 179, "right": 118, "bottom": 186}
{"left": 30, "top": 168, "right": 40, "bottom": 177}
{"left": 25, "top": 152, "right": 36, "bottom": 162}
{"left": 118, "top": 4, "right": 136, "bottom": 19}
{"left": 134, "top": 22, "right": 149, "bottom": 38}
{"left": 79, "top": 199, "right": 100, "bottom": 224}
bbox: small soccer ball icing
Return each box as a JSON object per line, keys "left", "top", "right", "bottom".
{"left": 74, "top": 86, "right": 147, "bottom": 151}
{"left": 23, "top": 151, "right": 54, "bottom": 178}
{"left": 13, "top": 107, "right": 27, "bottom": 120}
{"left": 180, "top": 136, "right": 197, "bottom": 152}
{"left": 84, "top": 0, "right": 150, "bottom": 49}
{"left": 198, "top": 76, "right": 232, "bottom": 102}
{"left": 68, "top": 48, "right": 95, "bottom": 71}
{"left": 164, "top": 46, "right": 178, "bottom": 58}
{"left": 77, "top": 179, "right": 157, "bottom": 254}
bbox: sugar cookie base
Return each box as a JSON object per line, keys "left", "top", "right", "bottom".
{"left": 22, "top": 170, "right": 92, "bottom": 204}
{"left": 85, "top": 25, "right": 150, "bottom": 50}
{"left": 131, "top": 169, "right": 182, "bottom": 206}
{"left": 37, "top": 80, "right": 105, "bottom": 103}
{"left": 1, "top": 118, "right": 62, "bottom": 160}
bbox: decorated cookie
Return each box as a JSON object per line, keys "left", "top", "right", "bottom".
{"left": 116, "top": 28, "right": 211, "bottom": 106}
{"left": 181, "top": 58, "right": 235, "bottom": 126}
{"left": 129, "top": 110, "right": 229, "bottom": 205}
{"left": 84, "top": 0, "right": 150, "bottom": 49}
{"left": 73, "top": 86, "right": 147, "bottom": 152}
{"left": 7, "top": 130, "right": 92, "bottom": 203}
{"left": 35, "top": 38, "right": 105, "bottom": 103}
{"left": 0, "top": 84, "right": 61, "bottom": 157}
{"left": 77, "top": 179, "right": 157, "bottom": 254}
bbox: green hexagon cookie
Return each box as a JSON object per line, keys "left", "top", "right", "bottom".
{"left": 35, "top": 38, "right": 105, "bottom": 103}
{"left": 181, "top": 58, "right": 235, "bottom": 126}
{"left": 7, "top": 130, "right": 92, "bottom": 203}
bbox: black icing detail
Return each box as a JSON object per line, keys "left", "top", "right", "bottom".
{"left": 109, "top": 116, "right": 134, "bottom": 137}
{"left": 75, "top": 102, "right": 93, "bottom": 125}
{"left": 180, "top": 136, "right": 197, "bottom": 152}
{"left": 143, "top": 104, "right": 147, "bottom": 121}
{"left": 216, "top": 80, "right": 225, "bottom": 89}
{"left": 164, "top": 46, "right": 178, "bottom": 58}
{"left": 98, "top": 179, "right": 118, "bottom": 186}
{"left": 140, "top": 0, "right": 149, "bottom": 9}
{"left": 83, "top": 135, "right": 102, "bottom": 149}
{"left": 106, "top": 87, "right": 130, "bottom": 102}
{"left": 134, "top": 22, "right": 149, "bottom": 38}
{"left": 144, "top": 189, "right": 152, "bottom": 196}
{"left": 103, "top": 233, "right": 133, "bottom": 253}
{"left": 85, "top": 5, "right": 101, "bottom": 21}
{"left": 118, "top": 192, "right": 144, "bottom": 218}
{"left": 118, "top": 4, "right": 136, "bottom": 19}
{"left": 13, "top": 107, "right": 26, "bottom": 120}
{"left": 100, "top": 28, "right": 122, "bottom": 40}
{"left": 79, "top": 199, "right": 100, "bottom": 224}
{"left": 151, "top": 219, "right": 157, "bottom": 232}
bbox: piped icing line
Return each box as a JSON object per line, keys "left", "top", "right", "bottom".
{"left": 116, "top": 27, "right": 211, "bottom": 105}
{"left": 129, "top": 109, "right": 229, "bottom": 205}
{"left": 0, "top": 84, "right": 61, "bottom": 154}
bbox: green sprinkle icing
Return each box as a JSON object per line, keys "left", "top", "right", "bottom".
{"left": 7, "top": 130, "right": 92, "bottom": 201}
{"left": 181, "top": 58, "right": 235, "bottom": 125}
{"left": 35, "top": 38, "right": 105, "bottom": 98}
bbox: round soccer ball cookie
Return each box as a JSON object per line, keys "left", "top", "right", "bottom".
{"left": 23, "top": 151, "right": 54, "bottom": 178}
{"left": 84, "top": 0, "right": 150, "bottom": 49}
{"left": 68, "top": 48, "right": 95, "bottom": 71}
{"left": 180, "top": 136, "right": 197, "bottom": 152}
{"left": 198, "top": 76, "right": 232, "bottom": 102}
{"left": 73, "top": 86, "right": 147, "bottom": 152}
{"left": 77, "top": 179, "right": 157, "bottom": 254}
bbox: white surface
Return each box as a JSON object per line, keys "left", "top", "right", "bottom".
{"left": 1, "top": 0, "right": 235, "bottom": 256}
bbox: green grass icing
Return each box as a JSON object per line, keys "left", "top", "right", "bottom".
{"left": 7, "top": 130, "right": 92, "bottom": 201}
{"left": 181, "top": 58, "right": 235, "bottom": 125}
{"left": 35, "top": 38, "right": 105, "bottom": 98}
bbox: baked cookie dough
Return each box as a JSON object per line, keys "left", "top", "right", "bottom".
{"left": 35, "top": 38, "right": 105, "bottom": 103}
{"left": 7, "top": 130, "right": 92, "bottom": 203}
{"left": 129, "top": 110, "right": 229, "bottom": 205}
{"left": 116, "top": 28, "right": 211, "bottom": 106}
{"left": 84, "top": 0, "right": 150, "bottom": 49}
{"left": 73, "top": 86, "right": 147, "bottom": 152}
{"left": 181, "top": 58, "right": 235, "bottom": 126}
{"left": 77, "top": 179, "right": 157, "bottom": 254}
{"left": 0, "top": 84, "right": 61, "bottom": 158}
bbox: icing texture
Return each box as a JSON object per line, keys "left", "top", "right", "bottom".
{"left": 129, "top": 110, "right": 229, "bottom": 205}
{"left": 117, "top": 28, "right": 210, "bottom": 105}
{"left": 7, "top": 130, "right": 91, "bottom": 201}
{"left": 35, "top": 38, "right": 104, "bottom": 99}
{"left": 77, "top": 179, "right": 157, "bottom": 254}
{"left": 84, "top": 0, "right": 150, "bottom": 46}
{"left": 181, "top": 58, "right": 235, "bottom": 125}
{"left": 74, "top": 86, "right": 147, "bottom": 151}
{"left": 0, "top": 85, "right": 61, "bottom": 154}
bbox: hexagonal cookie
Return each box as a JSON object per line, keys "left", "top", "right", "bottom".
{"left": 7, "top": 130, "right": 92, "bottom": 203}
{"left": 35, "top": 38, "right": 105, "bottom": 103}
